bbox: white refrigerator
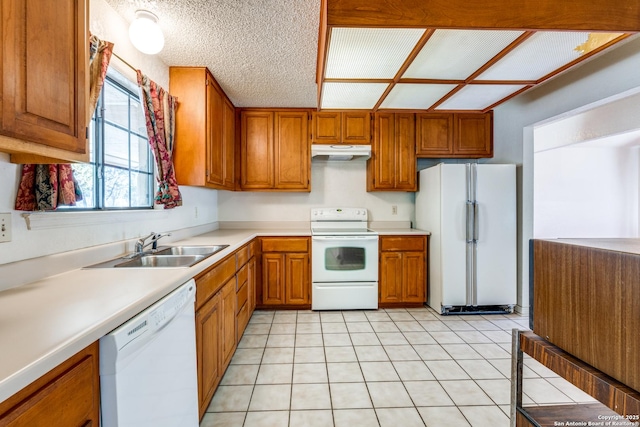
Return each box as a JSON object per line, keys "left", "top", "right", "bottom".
{"left": 415, "top": 163, "right": 516, "bottom": 314}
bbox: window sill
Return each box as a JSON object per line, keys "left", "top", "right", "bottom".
{"left": 21, "top": 209, "right": 169, "bottom": 230}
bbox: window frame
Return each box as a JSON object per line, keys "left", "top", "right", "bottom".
{"left": 66, "top": 70, "right": 155, "bottom": 211}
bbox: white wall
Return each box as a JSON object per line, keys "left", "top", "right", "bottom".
{"left": 0, "top": 0, "right": 218, "bottom": 266}
{"left": 534, "top": 146, "right": 639, "bottom": 238}
{"left": 218, "top": 160, "right": 414, "bottom": 223}
{"left": 493, "top": 35, "right": 640, "bottom": 312}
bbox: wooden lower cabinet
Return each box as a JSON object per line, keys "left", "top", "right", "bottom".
{"left": 258, "top": 237, "right": 310, "bottom": 308}
{"left": 195, "top": 291, "right": 222, "bottom": 418}
{"left": 236, "top": 241, "right": 257, "bottom": 342}
{"left": 219, "top": 278, "right": 237, "bottom": 369}
{"left": 194, "top": 254, "right": 238, "bottom": 419}
{"left": 379, "top": 236, "right": 427, "bottom": 307}
{"left": 195, "top": 241, "right": 259, "bottom": 419}
{"left": 0, "top": 342, "right": 100, "bottom": 426}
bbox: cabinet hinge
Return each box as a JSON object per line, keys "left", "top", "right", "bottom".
{"left": 85, "top": 127, "right": 89, "bottom": 139}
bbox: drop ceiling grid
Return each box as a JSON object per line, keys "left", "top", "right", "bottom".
{"left": 436, "top": 84, "right": 527, "bottom": 110}
{"left": 380, "top": 83, "right": 458, "bottom": 109}
{"left": 402, "top": 29, "right": 525, "bottom": 80}
{"left": 324, "top": 27, "right": 426, "bottom": 79}
{"left": 321, "top": 82, "right": 390, "bottom": 109}
{"left": 476, "top": 32, "right": 593, "bottom": 81}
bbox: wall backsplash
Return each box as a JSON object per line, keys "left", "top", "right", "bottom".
{"left": 218, "top": 160, "right": 415, "bottom": 223}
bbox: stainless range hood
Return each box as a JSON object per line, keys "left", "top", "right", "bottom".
{"left": 311, "top": 144, "right": 371, "bottom": 161}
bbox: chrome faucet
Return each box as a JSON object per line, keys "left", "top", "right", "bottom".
{"left": 135, "top": 232, "right": 171, "bottom": 254}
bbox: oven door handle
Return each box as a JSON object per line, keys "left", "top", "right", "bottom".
{"left": 312, "top": 235, "right": 379, "bottom": 241}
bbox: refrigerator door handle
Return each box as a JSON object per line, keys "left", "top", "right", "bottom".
{"left": 473, "top": 202, "right": 479, "bottom": 242}
{"left": 466, "top": 201, "right": 474, "bottom": 243}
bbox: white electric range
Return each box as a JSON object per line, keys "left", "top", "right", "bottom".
{"left": 311, "top": 208, "right": 379, "bottom": 310}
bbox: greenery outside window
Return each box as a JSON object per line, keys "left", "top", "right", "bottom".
{"left": 70, "top": 69, "right": 154, "bottom": 209}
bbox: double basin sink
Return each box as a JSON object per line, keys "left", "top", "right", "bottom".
{"left": 86, "top": 245, "right": 229, "bottom": 268}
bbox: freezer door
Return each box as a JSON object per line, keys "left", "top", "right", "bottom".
{"left": 474, "top": 164, "right": 517, "bottom": 305}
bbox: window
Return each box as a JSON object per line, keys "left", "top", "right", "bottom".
{"left": 70, "top": 69, "right": 154, "bottom": 209}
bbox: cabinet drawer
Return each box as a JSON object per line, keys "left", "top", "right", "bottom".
{"left": 236, "top": 282, "right": 248, "bottom": 313}
{"left": 380, "top": 236, "right": 426, "bottom": 252}
{"left": 236, "top": 263, "right": 248, "bottom": 291}
{"left": 236, "top": 301, "right": 250, "bottom": 342}
{"left": 236, "top": 241, "right": 256, "bottom": 268}
{"left": 261, "top": 237, "right": 309, "bottom": 253}
{"left": 0, "top": 342, "right": 99, "bottom": 426}
{"left": 196, "top": 256, "right": 236, "bottom": 309}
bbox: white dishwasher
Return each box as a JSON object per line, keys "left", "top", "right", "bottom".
{"left": 99, "top": 279, "right": 198, "bottom": 427}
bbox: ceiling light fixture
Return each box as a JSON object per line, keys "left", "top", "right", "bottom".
{"left": 129, "top": 10, "right": 164, "bottom": 55}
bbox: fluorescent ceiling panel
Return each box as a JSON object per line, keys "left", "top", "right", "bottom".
{"left": 403, "top": 29, "right": 523, "bottom": 80}
{"left": 477, "top": 32, "right": 595, "bottom": 81}
{"left": 380, "top": 83, "right": 458, "bottom": 109}
{"left": 325, "top": 28, "right": 425, "bottom": 79}
{"left": 436, "top": 84, "right": 527, "bottom": 110}
{"left": 321, "top": 82, "right": 389, "bottom": 109}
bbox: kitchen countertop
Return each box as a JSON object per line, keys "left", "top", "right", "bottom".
{"left": 0, "top": 226, "right": 428, "bottom": 404}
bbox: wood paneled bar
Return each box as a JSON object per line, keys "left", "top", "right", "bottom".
{"left": 532, "top": 239, "right": 640, "bottom": 394}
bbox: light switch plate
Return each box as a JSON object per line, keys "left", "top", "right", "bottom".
{"left": 0, "top": 213, "right": 12, "bottom": 242}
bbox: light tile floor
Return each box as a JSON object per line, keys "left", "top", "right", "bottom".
{"left": 200, "top": 307, "right": 596, "bottom": 427}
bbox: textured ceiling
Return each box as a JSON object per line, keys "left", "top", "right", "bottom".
{"left": 104, "top": 0, "right": 321, "bottom": 107}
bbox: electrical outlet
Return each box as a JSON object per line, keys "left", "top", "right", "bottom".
{"left": 0, "top": 213, "right": 12, "bottom": 243}
{"left": 392, "top": 205, "right": 397, "bottom": 215}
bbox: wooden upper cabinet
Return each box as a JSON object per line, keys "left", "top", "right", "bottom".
{"left": 207, "top": 76, "right": 224, "bottom": 186}
{"left": 416, "top": 113, "right": 454, "bottom": 156}
{"left": 170, "top": 67, "right": 235, "bottom": 190}
{"left": 454, "top": 112, "right": 492, "bottom": 158}
{"left": 312, "top": 111, "right": 341, "bottom": 144}
{"left": 275, "top": 111, "right": 309, "bottom": 189}
{"left": 342, "top": 111, "right": 371, "bottom": 144}
{"left": 367, "top": 113, "right": 416, "bottom": 192}
{"left": 416, "top": 112, "right": 493, "bottom": 158}
{"left": 0, "top": 0, "right": 89, "bottom": 163}
{"left": 311, "top": 111, "right": 370, "bottom": 144}
{"left": 223, "top": 100, "right": 236, "bottom": 189}
{"left": 240, "top": 109, "right": 310, "bottom": 191}
{"left": 240, "top": 111, "right": 275, "bottom": 189}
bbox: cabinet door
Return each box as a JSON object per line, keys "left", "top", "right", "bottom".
{"left": 380, "top": 252, "right": 403, "bottom": 303}
{"left": 206, "top": 77, "right": 224, "bottom": 186}
{"left": 1, "top": 0, "right": 88, "bottom": 155}
{"left": 274, "top": 111, "right": 309, "bottom": 190}
{"left": 220, "top": 278, "right": 237, "bottom": 369}
{"left": 262, "top": 253, "right": 285, "bottom": 305}
{"left": 241, "top": 111, "right": 274, "bottom": 189}
{"left": 222, "top": 99, "right": 235, "bottom": 189}
{"left": 368, "top": 113, "right": 396, "bottom": 190}
{"left": 312, "top": 111, "right": 341, "bottom": 144}
{"left": 285, "top": 253, "right": 309, "bottom": 305}
{"left": 454, "top": 112, "right": 492, "bottom": 158}
{"left": 342, "top": 112, "right": 371, "bottom": 144}
{"left": 403, "top": 251, "right": 426, "bottom": 302}
{"left": 195, "top": 293, "right": 221, "bottom": 418}
{"left": 0, "top": 342, "right": 99, "bottom": 427}
{"left": 394, "top": 113, "right": 416, "bottom": 190}
{"left": 416, "top": 113, "right": 453, "bottom": 157}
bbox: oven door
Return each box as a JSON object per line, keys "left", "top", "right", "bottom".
{"left": 312, "top": 235, "right": 378, "bottom": 283}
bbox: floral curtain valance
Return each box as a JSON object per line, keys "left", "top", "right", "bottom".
{"left": 136, "top": 70, "right": 182, "bottom": 209}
